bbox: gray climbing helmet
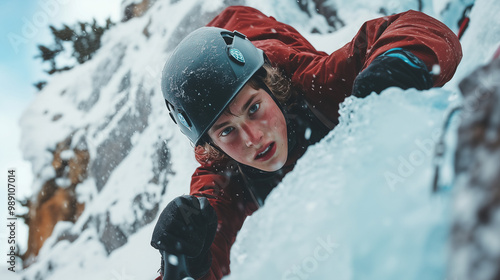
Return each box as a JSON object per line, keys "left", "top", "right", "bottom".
{"left": 161, "top": 27, "right": 265, "bottom": 145}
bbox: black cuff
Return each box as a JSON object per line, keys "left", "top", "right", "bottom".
{"left": 186, "top": 250, "right": 212, "bottom": 279}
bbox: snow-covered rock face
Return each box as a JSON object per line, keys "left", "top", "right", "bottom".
{"left": 17, "top": 0, "right": 247, "bottom": 278}
{"left": 451, "top": 57, "right": 500, "bottom": 280}
{"left": 13, "top": 0, "right": 500, "bottom": 279}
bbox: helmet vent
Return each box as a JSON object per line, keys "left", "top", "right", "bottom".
{"left": 220, "top": 32, "right": 234, "bottom": 46}
{"left": 165, "top": 100, "right": 174, "bottom": 112}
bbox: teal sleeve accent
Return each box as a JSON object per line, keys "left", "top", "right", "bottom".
{"left": 382, "top": 48, "right": 423, "bottom": 69}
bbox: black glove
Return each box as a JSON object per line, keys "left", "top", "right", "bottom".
{"left": 151, "top": 195, "right": 218, "bottom": 279}
{"left": 352, "top": 48, "right": 433, "bottom": 98}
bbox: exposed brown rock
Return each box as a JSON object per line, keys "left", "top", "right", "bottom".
{"left": 123, "top": 0, "right": 154, "bottom": 22}
{"left": 22, "top": 137, "right": 88, "bottom": 268}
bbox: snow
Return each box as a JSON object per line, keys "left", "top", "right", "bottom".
{"left": 59, "top": 150, "right": 74, "bottom": 161}
{"left": 452, "top": 0, "right": 500, "bottom": 83}
{"left": 8, "top": 0, "right": 500, "bottom": 279}
{"left": 19, "top": 222, "right": 159, "bottom": 280}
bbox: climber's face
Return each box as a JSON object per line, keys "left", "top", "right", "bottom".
{"left": 208, "top": 83, "right": 288, "bottom": 172}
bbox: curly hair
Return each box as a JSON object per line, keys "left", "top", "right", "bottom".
{"left": 196, "top": 63, "right": 298, "bottom": 163}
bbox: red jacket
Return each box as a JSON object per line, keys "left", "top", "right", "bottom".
{"left": 185, "top": 6, "right": 461, "bottom": 280}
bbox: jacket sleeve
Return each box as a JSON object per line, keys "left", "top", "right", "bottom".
{"left": 189, "top": 156, "right": 256, "bottom": 280}
{"left": 207, "top": 6, "right": 462, "bottom": 124}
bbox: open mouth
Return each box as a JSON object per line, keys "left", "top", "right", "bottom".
{"left": 255, "top": 142, "right": 276, "bottom": 161}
